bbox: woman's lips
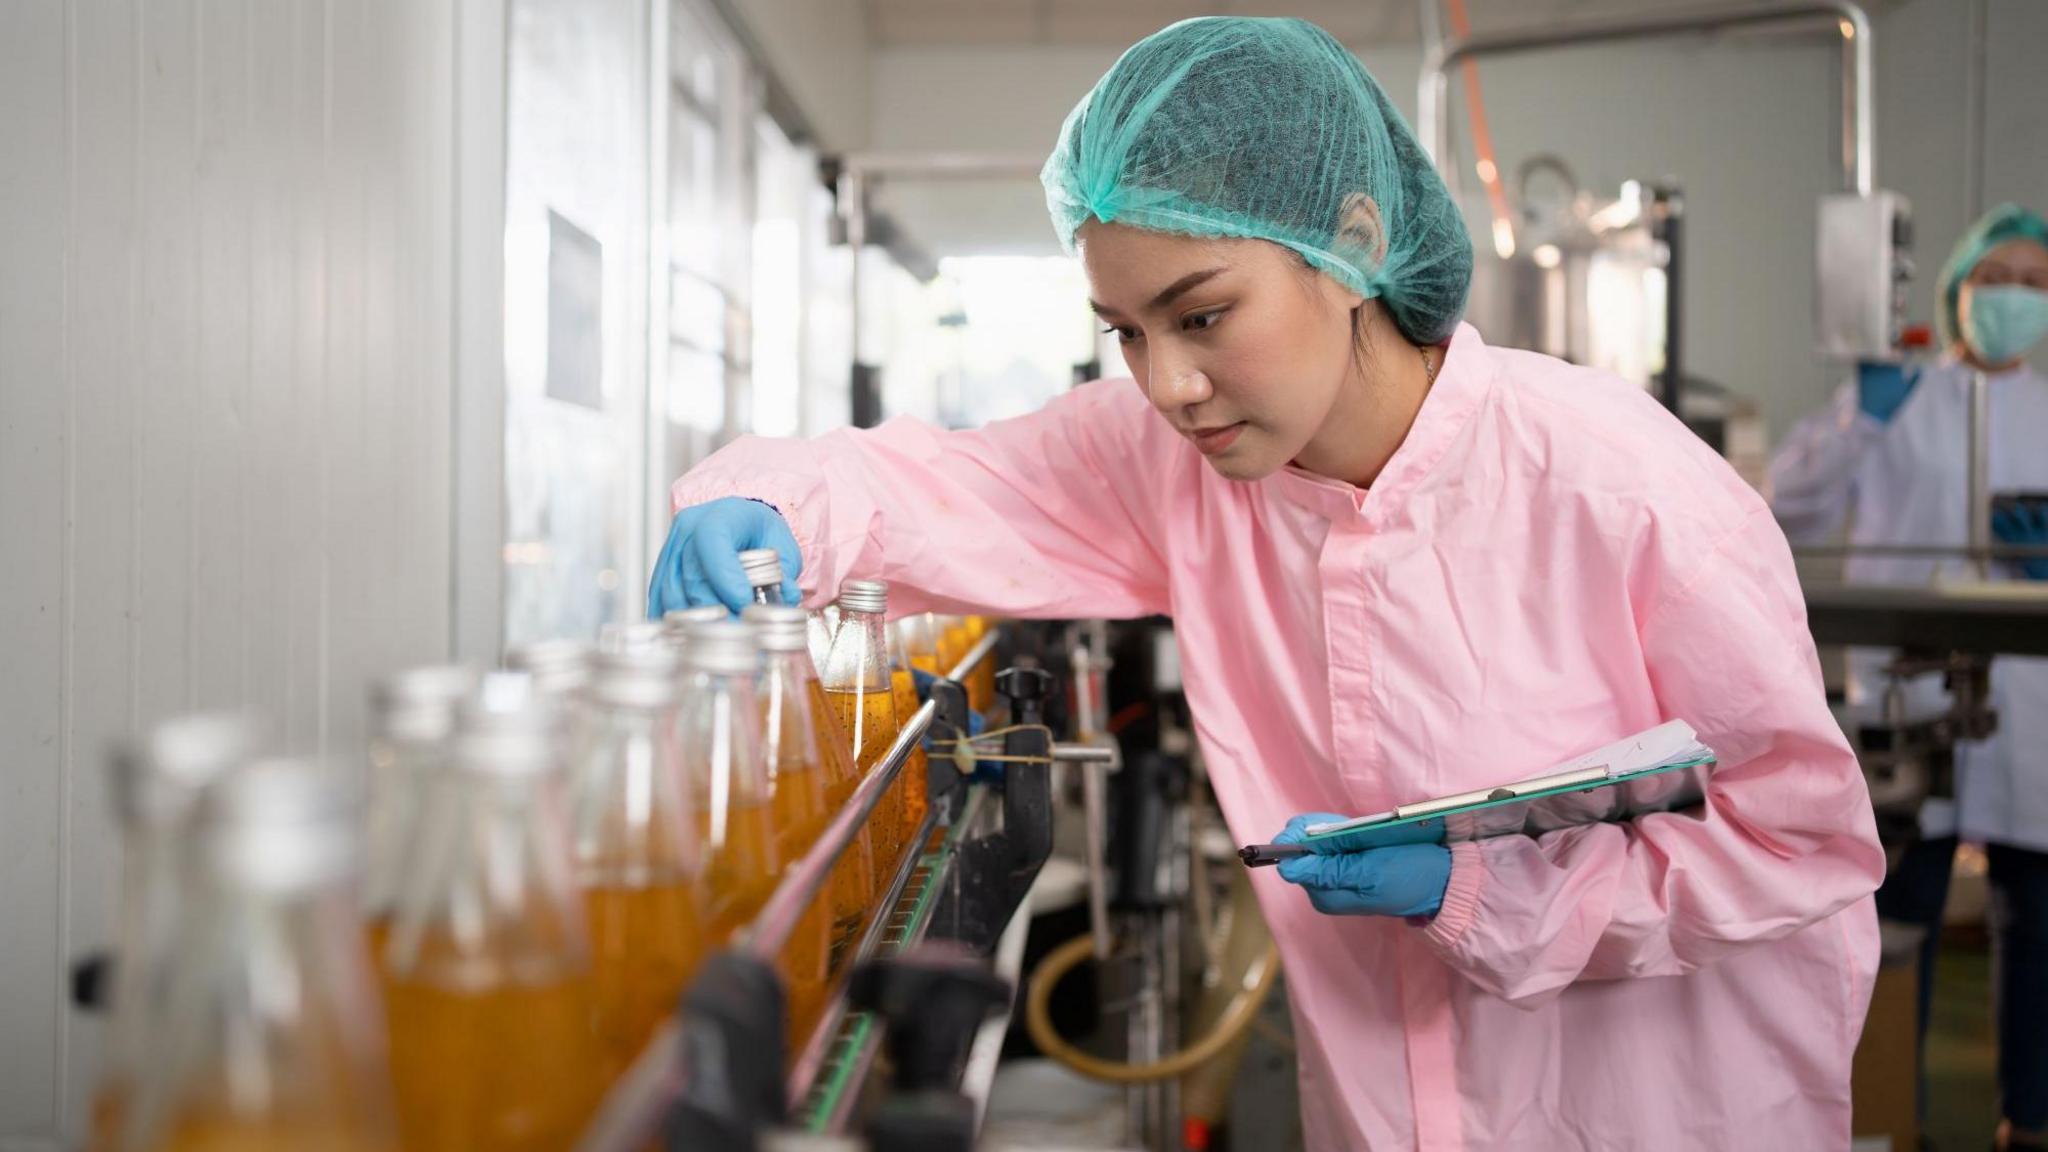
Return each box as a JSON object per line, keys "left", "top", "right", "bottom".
{"left": 1190, "top": 423, "right": 1245, "bottom": 455}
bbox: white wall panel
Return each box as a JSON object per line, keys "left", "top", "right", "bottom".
{"left": 0, "top": 0, "right": 475, "bottom": 1142}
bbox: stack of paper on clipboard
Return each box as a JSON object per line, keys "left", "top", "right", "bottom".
{"left": 1300, "top": 719, "right": 1716, "bottom": 848}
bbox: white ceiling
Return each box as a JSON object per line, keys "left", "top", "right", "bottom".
{"left": 861, "top": 0, "right": 1880, "bottom": 49}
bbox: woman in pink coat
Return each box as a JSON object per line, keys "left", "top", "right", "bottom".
{"left": 649, "top": 17, "right": 1885, "bottom": 1151}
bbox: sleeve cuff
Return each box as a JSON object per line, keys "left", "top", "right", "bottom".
{"left": 1420, "top": 840, "right": 1485, "bottom": 953}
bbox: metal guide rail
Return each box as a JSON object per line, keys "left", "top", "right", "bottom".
{"left": 576, "top": 627, "right": 1024, "bottom": 1152}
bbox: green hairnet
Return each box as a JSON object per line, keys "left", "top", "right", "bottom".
{"left": 1041, "top": 17, "right": 1473, "bottom": 346}
{"left": 1937, "top": 202, "right": 2048, "bottom": 348}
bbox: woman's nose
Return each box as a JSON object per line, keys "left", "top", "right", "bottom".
{"left": 1146, "top": 355, "right": 1214, "bottom": 415}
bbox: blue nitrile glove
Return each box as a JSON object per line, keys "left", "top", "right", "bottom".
{"left": 1993, "top": 501, "right": 2048, "bottom": 581}
{"left": 647, "top": 498, "right": 802, "bottom": 617}
{"left": 1855, "top": 361, "right": 1920, "bottom": 424}
{"left": 1271, "top": 813, "right": 1452, "bottom": 919}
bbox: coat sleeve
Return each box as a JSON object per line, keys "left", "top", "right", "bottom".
{"left": 1768, "top": 381, "right": 1883, "bottom": 544}
{"left": 1417, "top": 504, "right": 1885, "bottom": 1003}
{"left": 669, "top": 380, "right": 1176, "bottom": 620}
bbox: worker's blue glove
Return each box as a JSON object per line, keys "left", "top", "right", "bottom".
{"left": 1855, "top": 361, "right": 1920, "bottom": 424}
{"left": 1271, "top": 813, "right": 1452, "bottom": 919}
{"left": 1992, "top": 501, "right": 2048, "bottom": 581}
{"left": 647, "top": 498, "right": 802, "bottom": 617}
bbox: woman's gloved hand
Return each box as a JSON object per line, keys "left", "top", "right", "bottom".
{"left": 1855, "top": 360, "right": 1920, "bottom": 424}
{"left": 1271, "top": 813, "right": 1452, "bottom": 919}
{"left": 647, "top": 497, "right": 802, "bottom": 617}
{"left": 1993, "top": 500, "right": 2048, "bottom": 581}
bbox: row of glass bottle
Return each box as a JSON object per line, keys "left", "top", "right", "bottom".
{"left": 89, "top": 555, "right": 997, "bottom": 1152}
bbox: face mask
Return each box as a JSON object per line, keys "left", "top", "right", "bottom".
{"left": 1964, "top": 284, "right": 2048, "bottom": 366}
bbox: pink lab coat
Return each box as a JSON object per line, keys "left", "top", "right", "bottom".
{"left": 673, "top": 324, "right": 1884, "bottom": 1150}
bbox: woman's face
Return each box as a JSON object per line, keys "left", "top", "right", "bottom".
{"left": 1078, "top": 222, "right": 1365, "bottom": 481}
{"left": 1959, "top": 237, "right": 2048, "bottom": 364}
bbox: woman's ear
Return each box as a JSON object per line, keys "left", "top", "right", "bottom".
{"left": 1336, "top": 192, "right": 1388, "bottom": 268}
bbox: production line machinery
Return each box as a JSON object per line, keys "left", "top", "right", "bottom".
{"left": 574, "top": 627, "right": 1133, "bottom": 1152}
{"left": 574, "top": 617, "right": 1272, "bottom": 1152}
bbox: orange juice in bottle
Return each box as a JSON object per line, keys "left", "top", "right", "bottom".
{"left": 743, "top": 604, "right": 836, "bottom": 1048}
{"left": 823, "top": 581, "right": 905, "bottom": 889}
{"left": 364, "top": 666, "right": 475, "bottom": 979}
{"left": 94, "top": 760, "right": 400, "bottom": 1152}
{"left": 833, "top": 687, "right": 903, "bottom": 882}
{"left": 381, "top": 673, "right": 604, "bottom": 1151}
{"left": 964, "top": 616, "right": 997, "bottom": 715}
{"left": 678, "top": 620, "right": 784, "bottom": 942}
{"left": 808, "top": 675, "right": 877, "bottom": 956}
{"left": 885, "top": 617, "right": 933, "bottom": 853}
{"left": 903, "top": 613, "right": 943, "bottom": 679}
{"left": 938, "top": 617, "right": 973, "bottom": 706}
{"left": 570, "top": 642, "right": 710, "bottom": 1069}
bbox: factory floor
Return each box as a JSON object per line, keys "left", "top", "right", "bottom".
{"left": 1925, "top": 934, "right": 2000, "bottom": 1152}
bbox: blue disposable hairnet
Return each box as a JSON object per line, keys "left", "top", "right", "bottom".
{"left": 1040, "top": 17, "right": 1473, "bottom": 346}
{"left": 1937, "top": 202, "right": 2048, "bottom": 348}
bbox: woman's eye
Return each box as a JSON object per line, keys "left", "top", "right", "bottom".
{"left": 1184, "top": 310, "right": 1224, "bottom": 333}
{"left": 1102, "top": 325, "right": 1140, "bottom": 345}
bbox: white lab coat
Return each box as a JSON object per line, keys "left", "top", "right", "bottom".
{"left": 1772, "top": 355, "right": 2048, "bottom": 851}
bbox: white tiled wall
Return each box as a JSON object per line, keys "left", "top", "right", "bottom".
{"left": 0, "top": 0, "right": 479, "bottom": 1142}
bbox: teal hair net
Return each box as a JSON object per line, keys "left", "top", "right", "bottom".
{"left": 1936, "top": 202, "right": 2048, "bottom": 348}
{"left": 1040, "top": 16, "right": 1473, "bottom": 346}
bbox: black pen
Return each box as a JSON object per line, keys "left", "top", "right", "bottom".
{"left": 1238, "top": 843, "right": 1312, "bottom": 867}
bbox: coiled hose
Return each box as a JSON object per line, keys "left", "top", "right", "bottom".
{"left": 1022, "top": 933, "right": 1279, "bottom": 1084}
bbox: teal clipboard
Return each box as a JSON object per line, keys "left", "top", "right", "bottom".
{"left": 1293, "top": 754, "right": 1716, "bottom": 854}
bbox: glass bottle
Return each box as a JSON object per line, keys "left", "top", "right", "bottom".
{"left": 806, "top": 601, "right": 841, "bottom": 678}
{"left": 95, "top": 759, "right": 399, "bottom": 1152}
{"left": 364, "top": 666, "right": 476, "bottom": 975}
{"left": 380, "top": 673, "right": 603, "bottom": 1151}
{"left": 505, "top": 639, "right": 594, "bottom": 783}
{"left": 569, "top": 642, "right": 708, "bottom": 1068}
{"left": 937, "top": 617, "right": 971, "bottom": 696}
{"left": 506, "top": 639, "right": 593, "bottom": 702}
{"left": 901, "top": 614, "right": 944, "bottom": 679}
{"left": 742, "top": 603, "right": 836, "bottom": 1050}
{"left": 963, "top": 615, "right": 996, "bottom": 715}
{"left": 884, "top": 608, "right": 932, "bottom": 855}
{"left": 739, "top": 548, "right": 788, "bottom": 606}
{"left": 599, "top": 620, "right": 668, "bottom": 655}
{"left": 819, "top": 580, "right": 903, "bottom": 887}
{"left": 93, "top": 714, "right": 265, "bottom": 1147}
{"left": 678, "top": 620, "right": 781, "bottom": 942}
{"left": 661, "top": 605, "right": 730, "bottom": 656}
{"left": 794, "top": 627, "right": 874, "bottom": 957}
